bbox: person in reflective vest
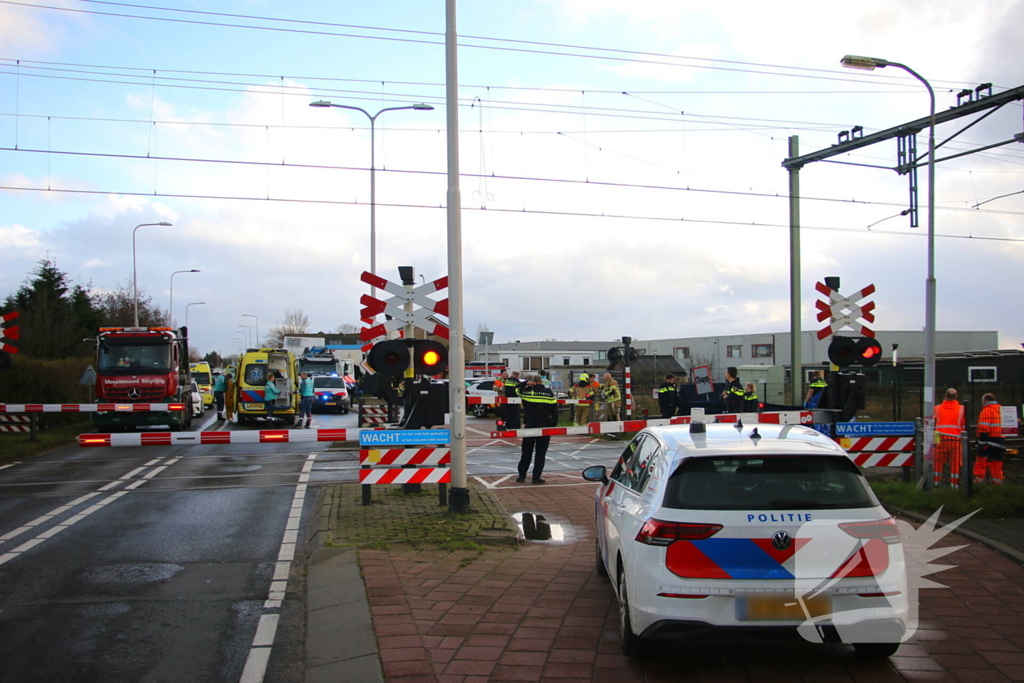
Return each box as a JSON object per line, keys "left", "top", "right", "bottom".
{"left": 722, "top": 367, "right": 745, "bottom": 413}
{"left": 213, "top": 370, "right": 229, "bottom": 420}
{"left": 571, "top": 373, "right": 594, "bottom": 425}
{"left": 657, "top": 374, "right": 679, "bottom": 419}
{"left": 264, "top": 371, "right": 281, "bottom": 422}
{"left": 805, "top": 370, "right": 827, "bottom": 409}
{"left": 743, "top": 382, "right": 760, "bottom": 412}
{"left": 602, "top": 373, "right": 621, "bottom": 421}
{"left": 297, "top": 372, "right": 315, "bottom": 429}
{"left": 503, "top": 371, "right": 523, "bottom": 430}
{"left": 933, "top": 388, "right": 965, "bottom": 489}
{"left": 975, "top": 393, "right": 1005, "bottom": 485}
{"left": 517, "top": 375, "right": 558, "bottom": 484}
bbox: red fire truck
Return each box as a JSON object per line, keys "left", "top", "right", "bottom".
{"left": 88, "top": 326, "right": 194, "bottom": 432}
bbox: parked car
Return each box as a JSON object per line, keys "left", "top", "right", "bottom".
{"left": 189, "top": 380, "right": 203, "bottom": 418}
{"left": 583, "top": 421, "right": 907, "bottom": 658}
{"left": 312, "top": 375, "right": 351, "bottom": 414}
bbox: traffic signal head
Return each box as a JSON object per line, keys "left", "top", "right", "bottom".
{"left": 366, "top": 340, "right": 410, "bottom": 379}
{"left": 607, "top": 347, "right": 622, "bottom": 363}
{"left": 413, "top": 340, "right": 448, "bottom": 375}
{"left": 828, "top": 336, "right": 882, "bottom": 367}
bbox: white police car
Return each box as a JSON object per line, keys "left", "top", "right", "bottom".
{"left": 312, "top": 375, "right": 350, "bottom": 414}
{"left": 583, "top": 416, "right": 908, "bottom": 657}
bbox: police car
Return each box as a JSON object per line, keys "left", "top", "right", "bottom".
{"left": 583, "top": 415, "right": 907, "bottom": 657}
{"left": 312, "top": 375, "right": 351, "bottom": 414}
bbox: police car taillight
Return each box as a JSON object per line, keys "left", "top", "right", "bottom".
{"left": 636, "top": 520, "right": 722, "bottom": 546}
{"left": 839, "top": 518, "right": 901, "bottom": 545}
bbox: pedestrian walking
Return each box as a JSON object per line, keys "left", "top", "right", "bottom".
{"left": 264, "top": 371, "right": 281, "bottom": 423}
{"left": 722, "top": 367, "right": 744, "bottom": 413}
{"left": 297, "top": 371, "right": 315, "bottom": 429}
{"left": 571, "top": 373, "right": 594, "bottom": 425}
{"left": 975, "top": 393, "right": 1006, "bottom": 485}
{"left": 657, "top": 374, "right": 679, "bottom": 419}
{"left": 518, "top": 375, "right": 558, "bottom": 484}
{"left": 934, "top": 388, "right": 966, "bottom": 489}
{"left": 602, "top": 373, "right": 621, "bottom": 421}
{"left": 212, "top": 370, "right": 229, "bottom": 420}
{"left": 743, "top": 382, "right": 760, "bottom": 412}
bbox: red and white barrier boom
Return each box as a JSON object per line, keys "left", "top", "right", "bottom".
{"left": 489, "top": 410, "right": 816, "bottom": 439}
{"left": 359, "top": 448, "right": 451, "bottom": 484}
{"left": 78, "top": 428, "right": 383, "bottom": 448}
{"left": 2, "top": 403, "right": 187, "bottom": 413}
{"left": 466, "top": 397, "right": 591, "bottom": 405}
{"left": 839, "top": 436, "right": 914, "bottom": 467}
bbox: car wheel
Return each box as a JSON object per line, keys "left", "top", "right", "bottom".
{"left": 472, "top": 405, "right": 487, "bottom": 418}
{"left": 618, "top": 572, "right": 646, "bottom": 656}
{"left": 595, "top": 541, "right": 609, "bottom": 578}
{"left": 852, "top": 642, "right": 900, "bottom": 658}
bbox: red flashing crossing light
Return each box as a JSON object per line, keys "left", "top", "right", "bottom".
{"left": 366, "top": 340, "right": 410, "bottom": 379}
{"left": 828, "top": 336, "right": 882, "bottom": 368}
{"left": 413, "top": 339, "right": 448, "bottom": 375}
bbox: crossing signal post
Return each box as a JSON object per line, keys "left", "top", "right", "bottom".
{"left": 827, "top": 336, "right": 883, "bottom": 368}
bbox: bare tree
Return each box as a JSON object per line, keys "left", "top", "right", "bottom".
{"left": 335, "top": 322, "right": 360, "bottom": 334}
{"left": 265, "top": 309, "right": 310, "bottom": 348}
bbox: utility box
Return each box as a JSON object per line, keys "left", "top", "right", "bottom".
{"left": 739, "top": 365, "right": 785, "bottom": 405}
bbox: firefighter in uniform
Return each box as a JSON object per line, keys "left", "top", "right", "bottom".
{"left": 657, "top": 374, "right": 679, "bottom": 419}
{"left": 502, "top": 370, "right": 523, "bottom": 430}
{"left": 601, "top": 373, "right": 621, "bottom": 421}
{"left": 933, "top": 388, "right": 966, "bottom": 489}
{"left": 572, "top": 373, "right": 594, "bottom": 425}
{"left": 722, "top": 366, "right": 745, "bottom": 413}
{"left": 517, "top": 375, "right": 558, "bottom": 484}
{"left": 975, "top": 393, "right": 1006, "bottom": 485}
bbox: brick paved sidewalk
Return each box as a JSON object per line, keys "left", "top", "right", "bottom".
{"left": 359, "top": 472, "right": 1024, "bottom": 682}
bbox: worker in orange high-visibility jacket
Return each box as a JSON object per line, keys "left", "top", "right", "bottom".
{"left": 933, "top": 388, "right": 966, "bottom": 489}
{"left": 975, "top": 393, "right": 1006, "bottom": 485}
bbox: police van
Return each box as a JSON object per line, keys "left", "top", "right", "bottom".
{"left": 584, "top": 416, "right": 908, "bottom": 657}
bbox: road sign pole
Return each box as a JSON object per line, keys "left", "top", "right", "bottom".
{"left": 446, "top": 0, "right": 469, "bottom": 514}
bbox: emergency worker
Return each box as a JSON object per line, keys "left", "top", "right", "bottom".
{"left": 571, "top": 373, "right": 594, "bottom": 425}
{"left": 518, "top": 375, "right": 558, "bottom": 484}
{"left": 657, "top": 374, "right": 679, "bottom": 419}
{"left": 722, "top": 367, "right": 745, "bottom": 413}
{"left": 502, "top": 370, "right": 523, "bottom": 430}
{"left": 224, "top": 369, "right": 236, "bottom": 422}
{"left": 213, "top": 370, "right": 229, "bottom": 420}
{"left": 743, "top": 382, "right": 759, "bottom": 412}
{"left": 933, "top": 388, "right": 965, "bottom": 489}
{"left": 805, "top": 370, "right": 827, "bottom": 409}
{"left": 975, "top": 393, "right": 1006, "bottom": 485}
{"left": 297, "top": 372, "right": 315, "bottom": 429}
{"left": 264, "top": 371, "right": 281, "bottom": 422}
{"left": 602, "top": 373, "right": 621, "bottom": 421}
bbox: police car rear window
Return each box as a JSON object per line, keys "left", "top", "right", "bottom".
{"left": 663, "top": 455, "right": 877, "bottom": 511}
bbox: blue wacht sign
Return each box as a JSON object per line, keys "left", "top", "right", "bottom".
{"left": 359, "top": 429, "right": 451, "bottom": 446}
{"left": 835, "top": 421, "right": 915, "bottom": 436}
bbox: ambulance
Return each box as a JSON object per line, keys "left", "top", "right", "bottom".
{"left": 235, "top": 348, "right": 300, "bottom": 426}
{"left": 190, "top": 361, "right": 215, "bottom": 410}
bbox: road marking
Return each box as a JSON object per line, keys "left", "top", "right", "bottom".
{"left": 0, "top": 461, "right": 21, "bottom": 471}
{"left": 239, "top": 451, "right": 317, "bottom": 683}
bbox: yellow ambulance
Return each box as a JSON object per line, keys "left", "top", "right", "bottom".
{"left": 235, "top": 348, "right": 299, "bottom": 426}
{"left": 190, "top": 361, "right": 215, "bottom": 410}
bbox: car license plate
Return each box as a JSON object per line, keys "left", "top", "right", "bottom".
{"left": 736, "top": 592, "right": 831, "bottom": 621}
{"left": 243, "top": 402, "right": 263, "bottom": 410}
{"left": 326, "top": 401, "right": 336, "bottom": 406}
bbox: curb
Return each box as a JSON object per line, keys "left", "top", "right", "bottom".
{"left": 885, "top": 503, "right": 1024, "bottom": 566}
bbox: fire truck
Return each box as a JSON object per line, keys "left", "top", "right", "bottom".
{"left": 87, "top": 326, "right": 194, "bottom": 432}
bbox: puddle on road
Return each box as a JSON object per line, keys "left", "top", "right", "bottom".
{"left": 82, "top": 563, "right": 184, "bottom": 589}
{"left": 511, "top": 511, "right": 568, "bottom": 542}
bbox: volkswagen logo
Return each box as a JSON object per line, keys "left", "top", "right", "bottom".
{"left": 127, "top": 387, "right": 141, "bottom": 400}
{"left": 772, "top": 530, "right": 792, "bottom": 550}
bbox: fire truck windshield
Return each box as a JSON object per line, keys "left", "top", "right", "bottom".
{"left": 99, "top": 343, "right": 172, "bottom": 372}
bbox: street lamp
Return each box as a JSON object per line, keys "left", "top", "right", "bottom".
{"left": 169, "top": 269, "right": 200, "bottom": 326}
{"left": 185, "top": 301, "right": 206, "bottom": 329}
{"left": 866, "top": 209, "right": 911, "bottom": 230}
{"left": 242, "top": 314, "right": 259, "bottom": 348}
{"left": 309, "top": 100, "right": 434, "bottom": 299}
{"left": 237, "top": 325, "right": 252, "bottom": 349}
{"left": 842, "top": 54, "right": 937, "bottom": 486}
{"left": 133, "top": 221, "right": 173, "bottom": 326}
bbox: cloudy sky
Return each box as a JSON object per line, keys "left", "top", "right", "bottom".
{"left": 1, "top": 0, "right": 1022, "bottom": 357}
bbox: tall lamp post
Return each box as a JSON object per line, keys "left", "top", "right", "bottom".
{"left": 133, "top": 221, "right": 172, "bottom": 326}
{"left": 185, "top": 302, "right": 206, "bottom": 329}
{"left": 169, "top": 269, "right": 200, "bottom": 326}
{"left": 308, "top": 100, "right": 434, "bottom": 300}
{"left": 841, "top": 55, "right": 937, "bottom": 487}
{"left": 242, "top": 314, "right": 259, "bottom": 348}
{"left": 237, "top": 325, "right": 252, "bottom": 350}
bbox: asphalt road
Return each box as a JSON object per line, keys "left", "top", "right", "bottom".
{"left": 0, "top": 407, "right": 622, "bottom": 682}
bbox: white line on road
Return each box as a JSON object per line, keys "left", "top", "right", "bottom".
{"left": 0, "top": 461, "right": 21, "bottom": 471}
{"left": 239, "top": 451, "right": 317, "bottom": 683}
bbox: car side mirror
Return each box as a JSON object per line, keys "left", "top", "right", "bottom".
{"left": 582, "top": 465, "right": 608, "bottom": 485}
